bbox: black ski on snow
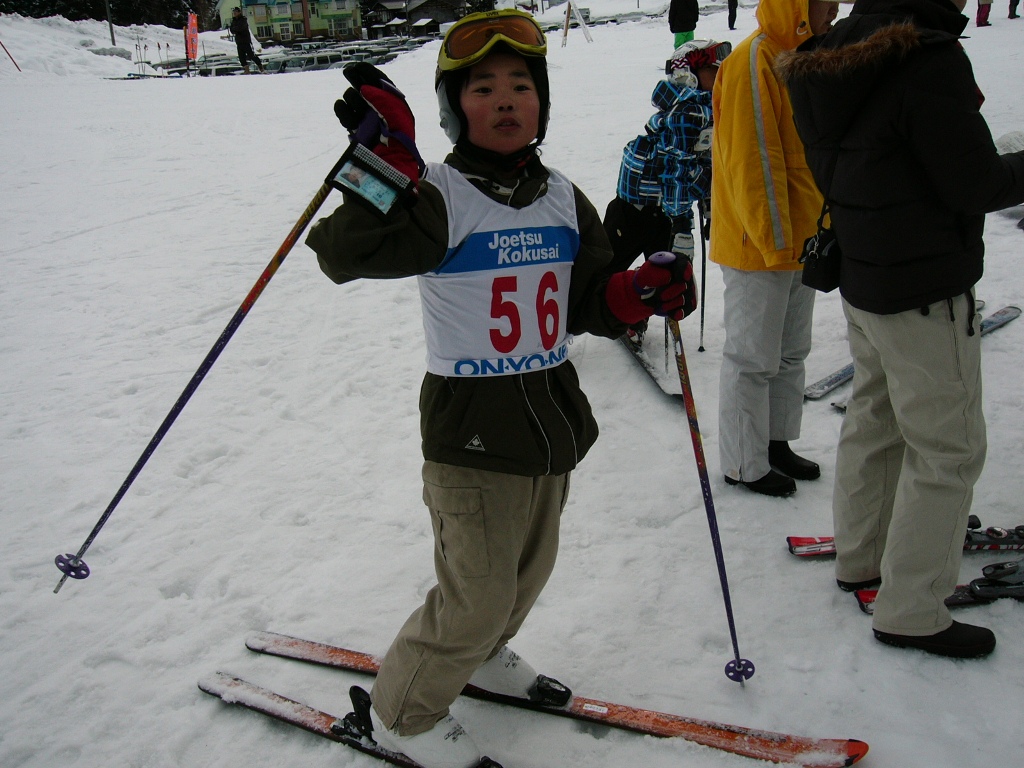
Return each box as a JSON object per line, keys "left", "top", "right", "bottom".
{"left": 231, "top": 631, "right": 869, "bottom": 767}
{"left": 966, "top": 557, "right": 1024, "bottom": 600}
{"left": 854, "top": 560, "right": 1024, "bottom": 612}
{"left": 618, "top": 320, "right": 683, "bottom": 400}
{"left": 198, "top": 672, "right": 499, "bottom": 768}
{"left": 787, "top": 515, "right": 1024, "bottom": 558}
{"left": 854, "top": 585, "right": 982, "bottom": 614}
{"left": 803, "top": 302, "right": 1018, "bottom": 401}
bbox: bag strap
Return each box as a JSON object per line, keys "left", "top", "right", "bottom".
{"left": 816, "top": 146, "right": 842, "bottom": 231}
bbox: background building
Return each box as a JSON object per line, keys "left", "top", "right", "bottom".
{"left": 217, "top": 0, "right": 365, "bottom": 44}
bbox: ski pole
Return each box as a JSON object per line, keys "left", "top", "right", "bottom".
{"left": 667, "top": 318, "right": 754, "bottom": 684}
{"left": 0, "top": 37, "right": 22, "bottom": 72}
{"left": 53, "top": 181, "right": 334, "bottom": 594}
{"left": 697, "top": 204, "right": 708, "bottom": 352}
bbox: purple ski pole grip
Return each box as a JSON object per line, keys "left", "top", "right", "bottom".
{"left": 634, "top": 251, "right": 677, "bottom": 300}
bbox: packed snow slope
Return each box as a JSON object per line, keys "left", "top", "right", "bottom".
{"left": 2, "top": 4, "right": 1023, "bottom": 768}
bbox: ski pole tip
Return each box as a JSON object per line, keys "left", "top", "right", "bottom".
{"left": 725, "top": 658, "right": 755, "bottom": 682}
{"left": 55, "top": 553, "right": 90, "bottom": 581}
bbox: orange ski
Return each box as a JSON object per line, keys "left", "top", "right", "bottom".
{"left": 245, "top": 631, "right": 868, "bottom": 767}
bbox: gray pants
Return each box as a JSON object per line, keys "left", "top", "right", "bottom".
{"left": 718, "top": 267, "right": 815, "bottom": 481}
{"left": 833, "top": 295, "right": 986, "bottom": 635}
{"left": 370, "top": 461, "right": 569, "bottom": 735}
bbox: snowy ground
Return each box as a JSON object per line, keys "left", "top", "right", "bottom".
{"left": 2, "top": 4, "right": 1023, "bottom": 768}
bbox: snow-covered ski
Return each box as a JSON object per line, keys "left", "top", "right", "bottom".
{"left": 242, "top": 630, "right": 869, "bottom": 767}
{"left": 803, "top": 361, "right": 854, "bottom": 402}
{"left": 804, "top": 302, "right": 1017, "bottom": 401}
{"left": 618, "top": 321, "right": 683, "bottom": 400}
{"left": 198, "top": 672, "right": 500, "bottom": 768}
{"left": 787, "top": 515, "right": 1024, "bottom": 558}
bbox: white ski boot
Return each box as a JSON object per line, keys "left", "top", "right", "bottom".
{"left": 468, "top": 646, "right": 571, "bottom": 706}
{"left": 346, "top": 686, "right": 495, "bottom": 768}
{"left": 370, "top": 707, "right": 483, "bottom": 768}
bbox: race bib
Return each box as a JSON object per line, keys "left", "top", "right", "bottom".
{"left": 419, "top": 165, "right": 581, "bottom": 377}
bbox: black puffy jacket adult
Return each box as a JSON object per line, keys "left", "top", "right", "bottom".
{"left": 776, "top": 0, "right": 1024, "bottom": 314}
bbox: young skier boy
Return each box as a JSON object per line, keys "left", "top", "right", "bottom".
{"left": 603, "top": 39, "right": 730, "bottom": 344}
{"left": 305, "top": 10, "right": 695, "bottom": 768}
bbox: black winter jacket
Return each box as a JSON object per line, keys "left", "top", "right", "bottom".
{"left": 776, "top": 0, "right": 1024, "bottom": 314}
{"left": 668, "top": 0, "right": 699, "bottom": 34}
{"left": 229, "top": 16, "right": 254, "bottom": 49}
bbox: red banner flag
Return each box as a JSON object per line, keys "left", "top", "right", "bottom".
{"left": 185, "top": 13, "right": 198, "bottom": 60}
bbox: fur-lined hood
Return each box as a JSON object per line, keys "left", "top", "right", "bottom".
{"left": 775, "top": 22, "right": 922, "bottom": 82}
{"left": 775, "top": 1, "right": 964, "bottom": 144}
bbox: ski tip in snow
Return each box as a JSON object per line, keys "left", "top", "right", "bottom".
{"left": 618, "top": 332, "right": 684, "bottom": 400}
{"left": 786, "top": 536, "right": 837, "bottom": 557}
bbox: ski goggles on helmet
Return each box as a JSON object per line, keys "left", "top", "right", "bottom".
{"left": 665, "top": 40, "right": 732, "bottom": 77}
{"left": 438, "top": 10, "right": 547, "bottom": 72}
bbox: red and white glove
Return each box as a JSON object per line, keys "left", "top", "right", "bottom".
{"left": 606, "top": 251, "right": 697, "bottom": 324}
{"left": 334, "top": 63, "right": 424, "bottom": 185}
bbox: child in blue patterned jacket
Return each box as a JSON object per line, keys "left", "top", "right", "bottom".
{"left": 603, "top": 39, "right": 731, "bottom": 344}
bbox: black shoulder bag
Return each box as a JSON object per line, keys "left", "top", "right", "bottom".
{"left": 799, "top": 149, "right": 842, "bottom": 293}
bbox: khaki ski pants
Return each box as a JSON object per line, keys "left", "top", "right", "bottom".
{"left": 370, "top": 461, "right": 570, "bottom": 735}
{"left": 833, "top": 295, "right": 986, "bottom": 635}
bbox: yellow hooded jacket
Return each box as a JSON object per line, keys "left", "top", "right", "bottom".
{"left": 710, "top": 0, "right": 824, "bottom": 271}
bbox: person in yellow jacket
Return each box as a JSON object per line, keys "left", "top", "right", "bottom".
{"left": 710, "top": 0, "right": 840, "bottom": 496}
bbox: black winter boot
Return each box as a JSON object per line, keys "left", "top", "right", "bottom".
{"left": 874, "top": 621, "right": 995, "bottom": 658}
{"left": 768, "top": 440, "right": 821, "bottom": 480}
{"left": 724, "top": 469, "right": 796, "bottom": 497}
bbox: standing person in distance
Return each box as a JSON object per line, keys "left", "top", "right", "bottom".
{"left": 306, "top": 11, "right": 696, "bottom": 768}
{"left": 976, "top": 0, "right": 993, "bottom": 25}
{"left": 229, "top": 6, "right": 264, "bottom": 74}
{"left": 710, "top": 0, "right": 841, "bottom": 498}
{"left": 603, "top": 39, "right": 729, "bottom": 345}
{"left": 669, "top": 0, "right": 701, "bottom": 46}
{"left": 778, "top": 0, "right": 1024, "bottom": 658}
{"left": 729, "top": 0, "right": 740, "bottom": 29}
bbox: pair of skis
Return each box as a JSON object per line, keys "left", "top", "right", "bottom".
{"left": 803, "top": 304, "right": 1019, "bottom": 401}
{"left": 854, "top": 556, "right": 1024, "bottom": 614}
{"left": 786, "top": 515, "right": 1024, "bottom": 613}
{"left": 787, "top": 515, "right": 1024, "bottom": 558}
{"left": 199, "top": 631, "right": 869, "bottom": 767}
